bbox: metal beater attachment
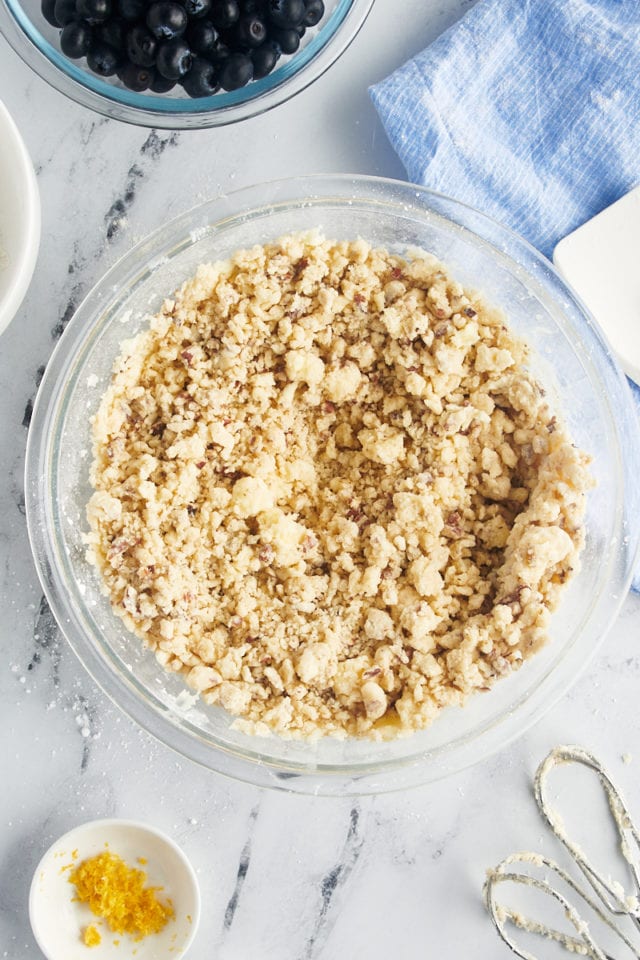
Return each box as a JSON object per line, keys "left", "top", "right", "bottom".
{"left": 483, "top": 745, "right": 640, "bottom": 960}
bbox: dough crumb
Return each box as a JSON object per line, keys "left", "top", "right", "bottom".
{"left": 86, "top": 234, "right": 591, "bottom": 740}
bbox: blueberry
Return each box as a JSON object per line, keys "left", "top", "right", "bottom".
{"left": 155, "top": 37, "right": 193, "bottom": 77}
{"left": 149, "top": 68, "right": 178, "bottom": 91}
{"left": 60, "top": 19, "right": 92, "bottom": 56}
{"left": 117, "top": 60, "right": 153, "bottom": 89}
{"left": 208, "top": 37, "right": 230, "bottom": 63}
{"left": 267, "top": 25, "right": 298, "bottom": 53}
{"left": 210, "top": 0, "right": 239, "bottom": 29}
{"left": 41, "top": 0, "right": 60, "bottom": 27}
{"left": 235, "top": 13, "right": 266, "bottom": 47}
{"left": 146, "top": 1, "right": 187, "bottom": 40}
{"left": 76, "top": 0, "right": 111, "bottom": 20}
{"left": 184, "top": 0, "right": 211, "bottom": 17}
{"left": 218, "top": 50, "right": 252, "bottom": 88}
{"left": 266, "top": 0, "right": 304, "bottom": 28}
{"left": 186, "top": 18, "right": 218, "bottom": 54}
{"left": 302, "top": 0, "right": 322, "bottom": 26}
{"left": 117, "top": 0, "right": 145, "bottom": 21}
{"left": 97, "top": 16, "right": 125, "bottom": 50}
{"left": 48, "top": 0, "right": 323, "bottom": 98}
{"left": 125, "top": 23, "right": 157, "bottom": 65}
{"left": 87, "top": 39, "right": 121, "bottom": 73}
{"left": 181, "top": 56, "right": 219, "bottom": 96}
{"left": 250, "top": 38, "right": 278, "bottom": 77}
{"left": 53, "top": 0, "right": 77, "bottom": 25}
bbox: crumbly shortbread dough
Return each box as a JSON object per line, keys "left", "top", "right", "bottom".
{"left": 86, "top": 233, "right": 591, "bottom": 740}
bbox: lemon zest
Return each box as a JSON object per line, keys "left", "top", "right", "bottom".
{"left": 83, "top": 925, "right": 101, "bottom": 947}
{"left": 69, "top": 851, "right": 174, "bottom": 943}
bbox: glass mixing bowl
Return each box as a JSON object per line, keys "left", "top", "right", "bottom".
{"left": 0, "top": 0, "right": 372, "bottom": 128}
{"left": 25, "top": 175, "right": 640, "bottom": 795}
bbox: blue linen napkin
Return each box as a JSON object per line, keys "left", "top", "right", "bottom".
{"left": 370, "top": 0, "right": 640, "bottom": 591}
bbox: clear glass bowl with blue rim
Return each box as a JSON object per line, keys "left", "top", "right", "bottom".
{"left": 25, "top": 175, "right": 640, "bottom": 794}
{"left": 0, "top": 0, "right": 373, "bottom": 127}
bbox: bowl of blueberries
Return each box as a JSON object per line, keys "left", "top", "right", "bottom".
{"left": 0, "top": 0, "right": 373, "bottom": 126}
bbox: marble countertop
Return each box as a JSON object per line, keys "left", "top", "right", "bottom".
{"left": 2, "top": 1, "right": 640, "bottom": 957}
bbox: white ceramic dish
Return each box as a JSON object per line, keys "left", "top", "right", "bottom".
{"left": 0, "top": 98, "right": 40, "bottom": 336}
{"left": 29, "top": 818, "right": 200, "bottom": 960}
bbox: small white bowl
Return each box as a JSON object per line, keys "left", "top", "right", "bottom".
{"left": 29, "top": 819, "right": 200, "bottom": 960}
{"left": 0, "top": 98, "right": 40, "bottom": 336}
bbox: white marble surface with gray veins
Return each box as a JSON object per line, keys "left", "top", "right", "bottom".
{"left": 2, "top": 0, "right": 640, "bottom": 957}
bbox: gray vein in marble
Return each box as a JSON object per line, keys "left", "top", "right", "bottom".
{"left": 21, "top": 364, "right": 45, "bottom": 430}
{"left": 21, "top": 595, "right": 102, "bottom": 773}
{"left": 593, "top": 655, "right": 640, "bottom": 678}
{"left": 10, "top": 474, "right": 25, "bottom": 517}
{"left": 105, "top": 166, "right": 144, "bottom": 242}
{"left": 223, "top": 802, "right": 260, "bottom": 932}
{"left": 140, "top": 129, "right": 178, "bottom": 158}
{"left": 78, "top": 117, "right": 109, "bottom": 148}
{"left": 21, "top": 399, "right": 32, "bottom": 430}
{"left": 49, "top": 130, "right": 179, "bottom": 340}
{"left": 30, "top": 595, "right": 61, "bottom": 686}
{"left": 304, "top": 806, "right": 363, "bottom": 959}
{"left": 51, "top": 278, "right": 86, "bottom": 341}
{"left": 49, "top": 235, "right": 101, "bottom": 341}
{"left": 105, "top": 131, "right": 179, "bottom": 241}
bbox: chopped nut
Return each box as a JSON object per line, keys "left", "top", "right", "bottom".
{"left": 361, "top": 681, "right": 388, "bottom": 720}
{"left": 86, "top": 233, "right": 591, "bottom": 741}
